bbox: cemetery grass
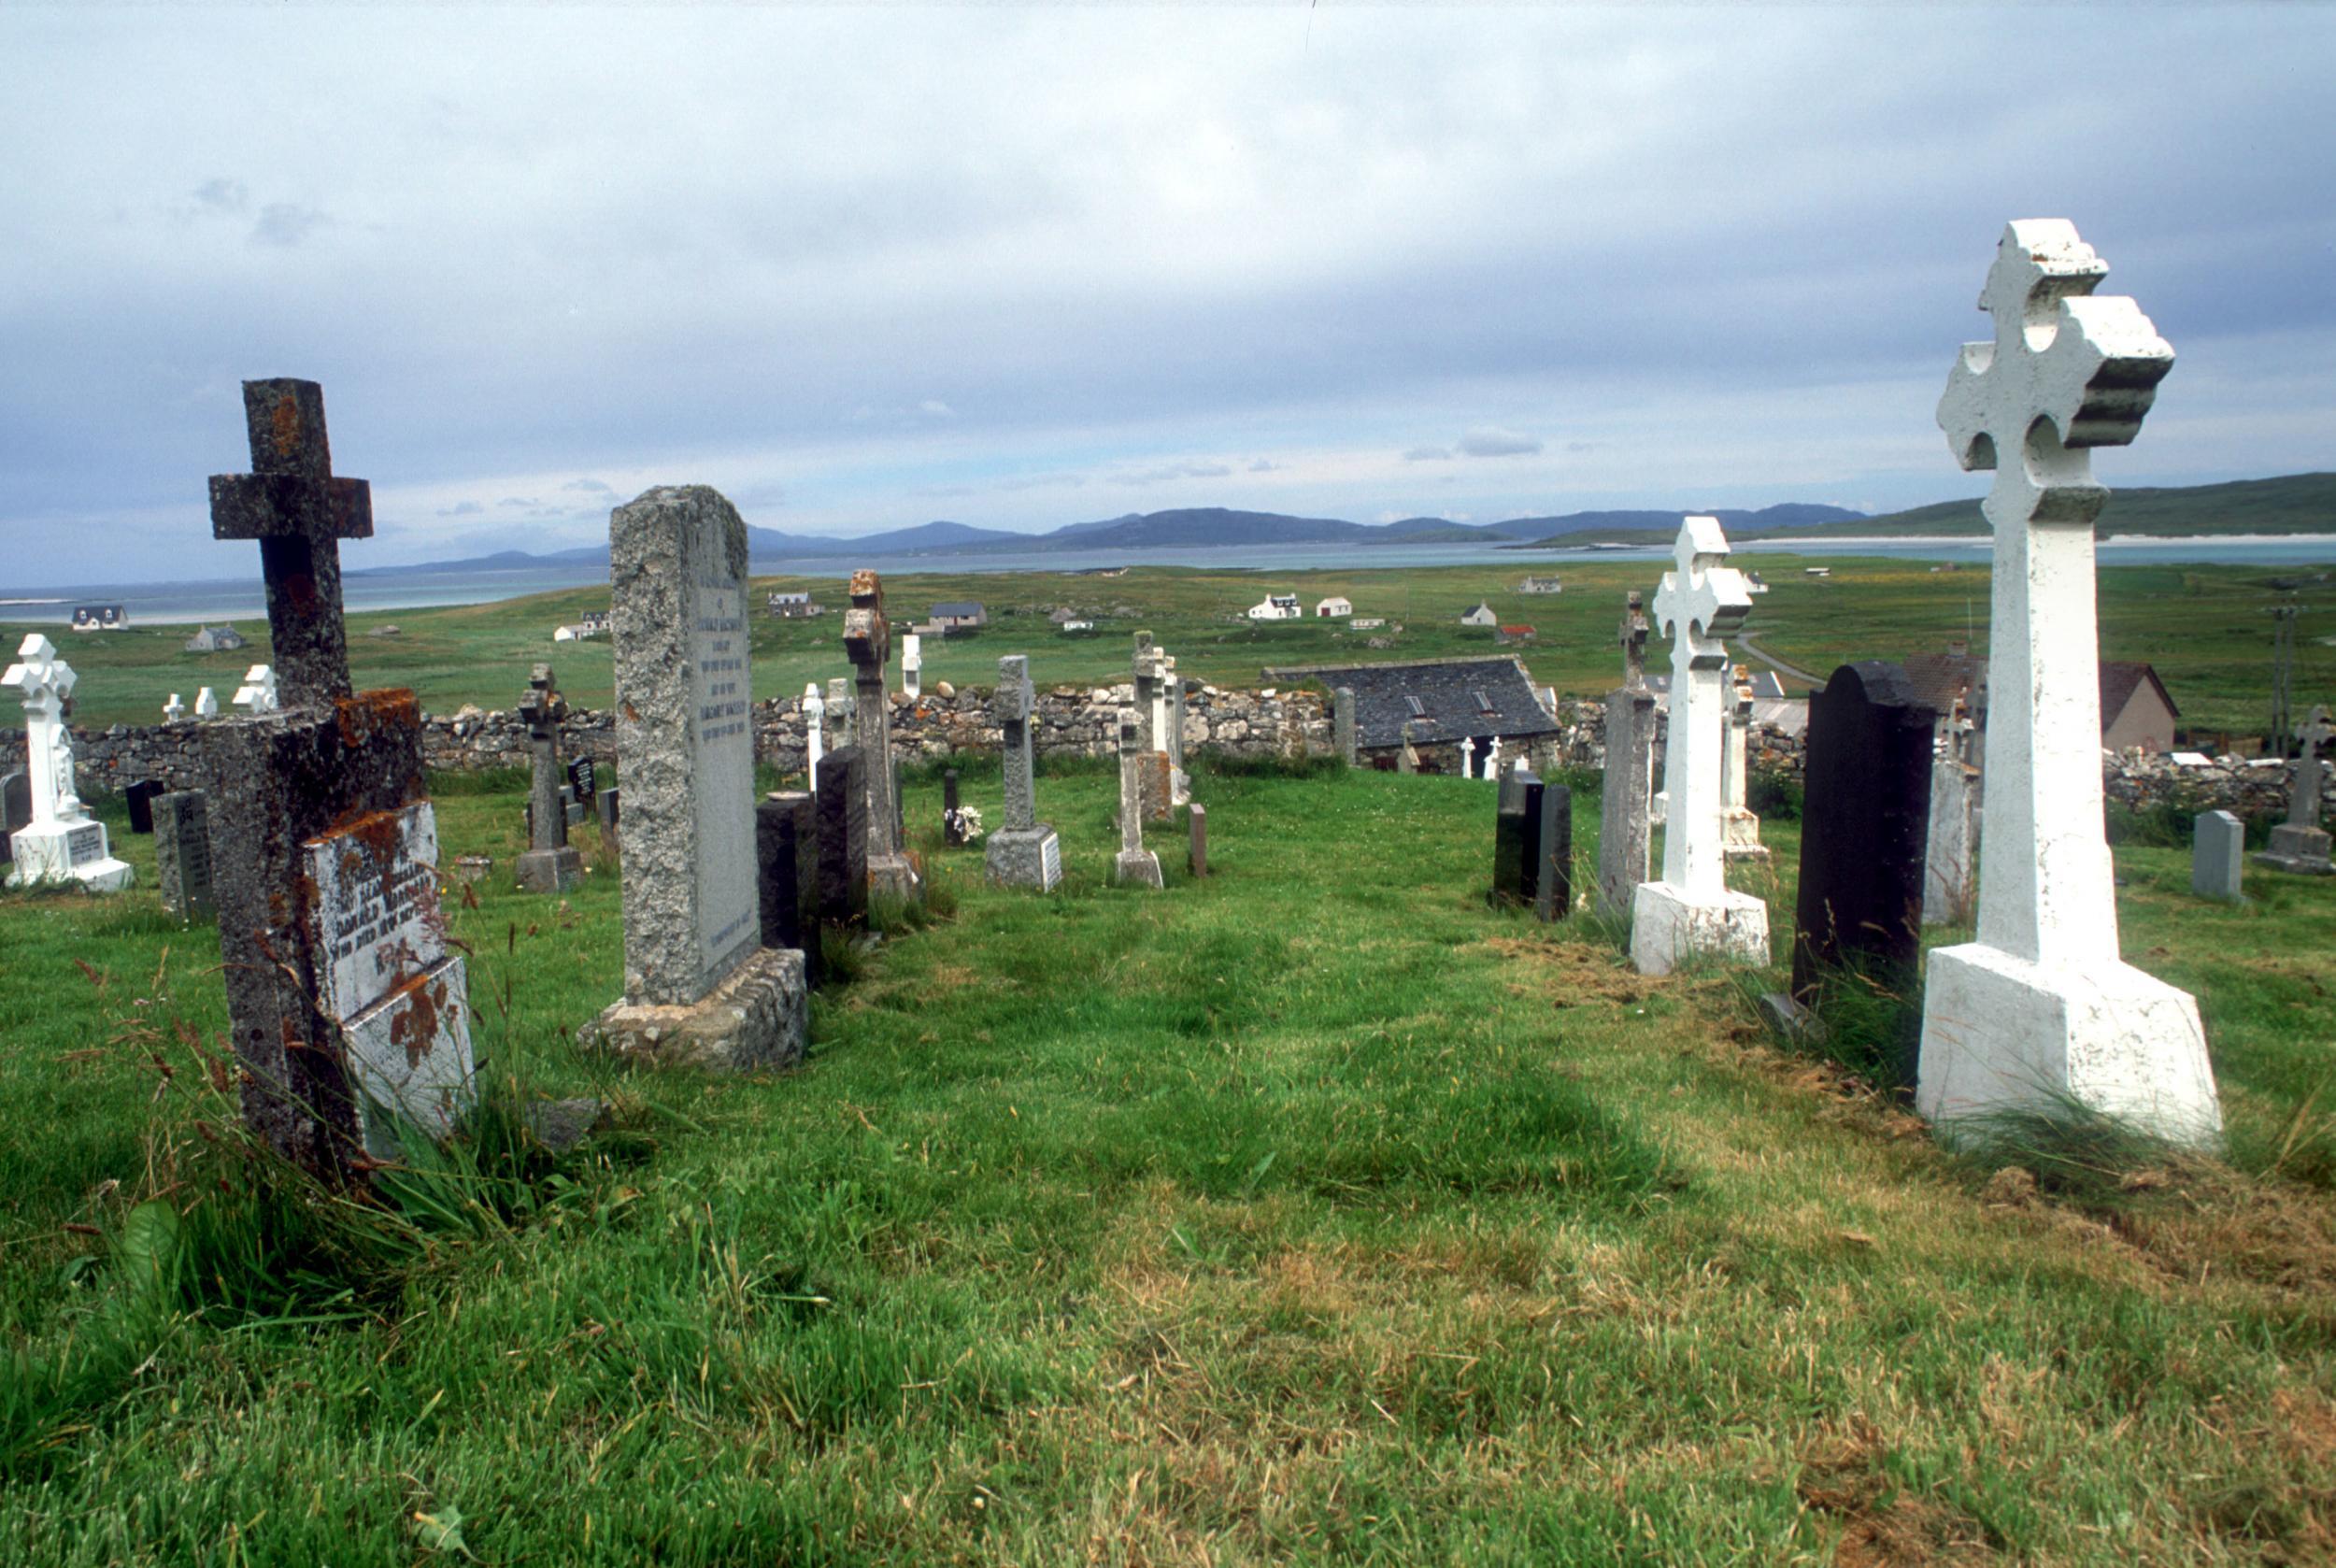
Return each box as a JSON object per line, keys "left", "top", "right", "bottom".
{"left": 16, "top": 553, "right": 2331, "bottom": 736}
{"left": 4, "top": 773, "right": 2336, "bottom": 1562}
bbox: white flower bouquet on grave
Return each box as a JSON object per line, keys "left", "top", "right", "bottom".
{"left": 945, "top": 804, "right": 985, "bottom": 844}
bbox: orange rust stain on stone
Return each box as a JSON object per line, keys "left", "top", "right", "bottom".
{"left": 270, "top": 392, "right": 301, "bottom": 460}
{"left": 334, "top": 689, "right": 420, "bottom": 749}
{"left": 384, "top": 972, "right": 448, "bottom": 1069}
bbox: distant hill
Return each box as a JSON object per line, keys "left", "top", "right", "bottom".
{"left": 1502, "top": 503, "right": 1868, "bottom": 548}
{"left": 976, "top": 507, "right": 1378, "bottom": 551}
{"left": 1781, "top": 473, "right": 2336, "bottom": 539}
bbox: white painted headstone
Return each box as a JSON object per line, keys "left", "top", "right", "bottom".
{"left": 1631, "top": 518, "right": 1766, "bottom": 975}
{"left": 902, "top": 633, "right": 922, "bottom": 700}
{"left": 804, "top": 681, "right": 825, "bottom": 791}
{"left": 233, "top": 663, "right": 279, "bottom": 714}
{"left": 163, "top": 692, "right": 185, "bottom": 723}
{"left": 194, "top": 687, "right": 219, "bottom": 719}
{"left": 1914, "top": 220, "right": 2220, "bottom": 1147}
{"left": 3, "top": 634, "right": 134, "bottom": 891}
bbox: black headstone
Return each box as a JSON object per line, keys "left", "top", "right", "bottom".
{"left": 1534, "top": 783, "right": 1573, "bottom": 921}
{"left": 756, "top": 791, "right": 823, "bottom": 988}
{"left": 566, "top": 755, "right": 597, "bottom": 805}
{"left": 1791, "top": 661, "right": 1937, "bottom": 1083}
{"left": 1491, "top": 768, "right": 1539, "bottom": 907}
{"left": 125, "top": 778, "right": 165, "bottom": 834}
{"left": 597, "top": 785, "right": 620, "bottom": 837}
{"left": 815, "top": 743, "right": 869, "bottom": 925}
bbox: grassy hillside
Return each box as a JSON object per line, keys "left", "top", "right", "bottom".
{"left": 4, "top": 764, "right": 2335, "bottom": 1561}
{"left": 1801, "top": 472, "right": 2336, "bottom": 539}
{"left": 12, "top": 554, "right": 2335, "bottom": 740}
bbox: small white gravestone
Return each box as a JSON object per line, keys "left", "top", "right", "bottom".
{"left": 233, "top": 663, "right": 279, "bottom": 714}
{"left": 1719, "top": 665, "right": 1768, "bottom": 861}
{"left": 902, "top": 633, "right": 922, "bottom": 700}
{"left": 803, "top": 681, "right": 825, "bottom": 792}
{"left": 1631, "top": 517, "right": 1766, "bottom": 976}
{"left": 194, "top": 687, "right": 219, "bottom": 719}
{"left": 1484, "top": 736, "right": 1503, "bottom": 780}
{"left": 3, "top": 634, "right": 134, "bottom": 891}
{"left": 163, "top": 692, "right": 186, "bottom": 723}
{"left": 1914, "top": 220, "right": 2220, "bottom": 1148}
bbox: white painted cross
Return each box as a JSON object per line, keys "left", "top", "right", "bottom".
{"left": 164, "top": 692, "right": 186, "bottom": 723}
{"left": 1916, "top": 220, "right": 2219, "bottom": 1147}
{"left": 194, "top": 687, "right": 219, "bottom": 719}
{"left": 3, "top": 634, "right": 83, "bottom": 824}
{"left": 233, "top": 663, "right": 279, "bottom": 714}
{"left": 903, "top": 634, "right": 922, "bottom": 700}
{"left": 1630, "top": 517, "right": 1766, "bottom": 975}
{"left": 803, "top": 681, "right": 825, "bottom": 791}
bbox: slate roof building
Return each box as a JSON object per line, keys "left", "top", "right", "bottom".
{"left": 182, "top": 623, "right": 247, "bottom": 653}
{"left": 1459, "top": 602, "right": 1499, "bottom": 627}
{"left": 1261, "top": 656, "right": 1560, "bottom": 772}
{"left": 765, "top": 592, "right": 823, "bottom": 619}
{"left": 71, "top": 605, "right": 129, "bottom": 632}
{"left": 931, "top": 601, "right": 988, "bottom": 630}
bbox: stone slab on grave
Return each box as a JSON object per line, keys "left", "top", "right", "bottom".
{"left": 1596, "top": 592, "right": 1657, "bottom": 919}
{"left": 985, "top": 654, "right": 1061, "bottom": 891}
{"left": 2256, "top": 706, "right": 2331, "bottom": 875}
{"left": 125, "top": 778, "right": 164, "bottom": 834}
{"left": 758, "top": 791, "right": 824, "bottom": 989}
{"left": 584, "top": 485, "right": 805, "bottom": 1073}
{"left": 816, "top": 743, "right": 871, "bottom": 924}
{"left": 5, "top": 634, "right": 134, "bottom": 892}
{"left": 1913, "top": 221, "right": 2220, "bottom": 1148}
{"left": 1630, "top": 520, "right": 1767, "bottom": 976}
{"left": 1773, "top": 662, "right": 1934, "bottom": 1083}
{"left": 597, "top": 786, "right": 620, "bottom": 846}
{"left": 154, "top": 790, "right": 215, "bottom": 920}
{"left": 2193, "top": 810, "right": 2245, "bottom": 903}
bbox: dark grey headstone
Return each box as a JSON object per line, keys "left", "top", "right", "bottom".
{"left": 1491, "top": 768, "right": 1538, "bottom": 907}
{"left": 815, "top": 743, "right": 869, "bottom": 924}
{"left": 597, "top": 785, "right": 620, "bottom": 837}
{"left": 2, "top": 768, "right": 31, "bottom": 862}
{"left": 1789, "top": 662, "right": 1936, "bottom": 1085}
{"left": 154, "top": 790, "right": 215, "bottom": 920}
{"left": 757, "top": 791, "right": 823, "bottom": 988}
{"left": 125, "top": 778, "right": 165, "bottom": 834}
{"left": 566, "top": 756, "right": 597, "bottom": 805}
{"left": 942, "top": 768, "right": 965, "bottom": 846}
{"left": 1535, "top": 783, "right": 1574, "bottom": 921}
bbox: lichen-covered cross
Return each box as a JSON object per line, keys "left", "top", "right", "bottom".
{"left": 993, "top": 653, "right": 1035, "bottom": 726}
{"left": 208, "top": 379, "right": 373, "bottom": 709}
{"left": 843, "top": 568, "right": 890, "bottom": 676}
{"left": 520, "top": 663, "right": 568, "bottom": 742}
{"left": 1617, "top": 590, "right": 1650, "bottom": 689}
{"left": 2294, "top": 704, "right": 2332, "bottom": 830}
{"left": 1939, "top": 221, "right": 2173, "bottom": 530}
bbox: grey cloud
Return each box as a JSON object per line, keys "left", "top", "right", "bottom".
{"left": 1247, "top": 459, "right": 1280, "bottom": 473}
{"left": 249, "top": 202, "right": 330, "bottom": 248}
{"left": 1457, "top": 428, "right": 1542, "bottom": 458}
{"left": 1120, "top": 461, "right": 1231, "bottom": 485}
{"left": 436, "top": 500, "right": 484, "bottom": 517}
{"left": 192, "top": 178, "right": 248, "bottom": 215}
{"left": 562, "top": 478, "right": 615, "bottom": 493}
{"left": 1403, "top": 446, "right": 1450, "bottom": 463}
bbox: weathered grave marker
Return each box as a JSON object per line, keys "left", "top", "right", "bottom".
{"left": 586, "top": 486, "right": 805, "bottom": 1071}
{"left": 1133, "top": 634, "right": 1174, "bottom": 820}
{"left": 1720, "top": 665, "right": 1768, "bottom": 861}
{"left": 942, "top": 769, "right": 966, "bottom": 846}
{"left": 232, "top": 663, "right": 278, "bottom": 714}
{"left": 816, "top": 743, "right": 870, "bottom": 924}
{"left": 154, "top": 790, "right": 215, "bottom": 920}
{"left": 1114, "top": 710, "right": 1163, "bottom": 887}
{"left": 1630, "top": 520, "right": 1766, "bottom": 975}
{"left": 1166, "top": 659, "right": 1190, "bottom": 805}
{"left": 125, "top": 778, "right": 164, "bottom": 834}
{"left": 1914, "top": 221, "right": 2220, "bottom": 1147}
{"left": 515, "top": 663, "right": 583, "bottom": 893}
{"left": 845, "top": 570, "right": 920, "bottom": 901}
{"left": 757, "top": 791, "right": 823, "bottom": 988}
{"left": 194, "top": 688, "right": 219, "bottom": 719}
{"left": 903, "top": 632, "right": 922, "bottom": 700}
{"left": 1536, "top": 783, "right": 1574, "bottom": 921}
{"left": 828, "top": 677, "right": 854, "bottom": 749}
{"left": 2256, "top": 705, "right": 2331, "bottom": 875}
{"left": 4, "top": 635, "right": 134, "bottom": 891}
{"left": 803, "top": 682, "right": 825, "bottom": 791}
{"left": 163, "top": 692, "right": 186, "bottom": 723}
{"left": 2193, "top": 810, "right": 2245, "bottom": 902}
{"left": 1334, "top": 686, "right": 1358, "bottom": 767}
{"left": 1189, "top": 801, "right": 1208, "bottom": 877}
{"left": 1598, "top": 591, "right": 1658, "bottom": 919}
{"left": 200, "top": 378, "right": 467, "bottom": 1173}
{"left": 984, "top": 655, "right": 1061, "bottom": 890}
{"left": 1923, "top": 701, "right": 1981, "bottom": 926}
{"left": 1492, "top": 766, "right": 1538, "bottom": 907}
{"left": 0, "top": 769, "right": 25, "bottom": 865}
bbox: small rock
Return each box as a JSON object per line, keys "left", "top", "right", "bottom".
{"left": 935, "top": 680, "right": 955, "bottom": 699}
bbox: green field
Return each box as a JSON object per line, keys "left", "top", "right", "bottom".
{"left": 4, "top": 760, "right": 2336, "bottom": 1562}
{"left": 12, "top": 553, "right": 2335, "bottom": 738}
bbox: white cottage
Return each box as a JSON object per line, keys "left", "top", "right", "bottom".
{"left": 1459, "top": 602, "right": 1498, "bottom": 628}
{"left": 1315, "top": 596, "right": 1353, "bottom": 619}
{"left": 1247, "top": 593, "right": 1302, "bottom": 621}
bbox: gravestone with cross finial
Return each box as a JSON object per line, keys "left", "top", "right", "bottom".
{"left": 586, "top": 486, "right": 805, "bottom": 1071}
{"left": 845, "top": 568, "right": 920, "bottom": 902}
{"left": 199, "top": 379, "right": 475, "bottom": 1176}
{"left": 1132, "top": 633, "right": 1174, "bottom": 819}
{"left": 986, "top": 654, "right": 1061, "bottom": 890}
{"left": 3, "top": 634, "right": 134, "bottom": 891}
{"left": 1630, "top": 518, "right": 1767, "bottom": 975}
{"left": 515, "top": 663, "right": 582, "bottom": 893}
{"left": 1163, "top": 652, "right": 1189, "bottom": 805}
{"left": 2257, "top": 704, "right": 2332, "bottom": 875}
{"left": 1924, "top": 697, "right": 1982, "bottom": 926}
{"left": 1913, "top": 221, "right": 2220, "bottom": 1147}
{"left": 164, "top": 692, "right": 185, "bottom": 724}
{"left": 902, "top": 633, "right": 922, "bottom": 701}
{"left": 232, "top": 664, "right": 278, "bottom": 714}
{"left": 1114, "top": 708, "right": 1164, "bottom": 888}
{"left": 194, "top": 687, "right": 218, "bottom": 719}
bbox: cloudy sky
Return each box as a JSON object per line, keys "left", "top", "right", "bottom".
{"left": 3, "top": 5, "right": 2331, "bottom": 584}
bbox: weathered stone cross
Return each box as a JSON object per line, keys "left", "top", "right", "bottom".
{"left": 520, "top": 664, "right": 568, "bottom": 845}
{"left": 1648, "top": 517, "right": 1752, "bottom": 898}
{"left": 1617, "top": 589, "right": 1650, "bottom": 690}
{"left": 2291, "top": 705, "right": 2331, "bottom": 830}
{"left": 844, "top": 568, "right": 918, "bottom": 897}
{"left": 3, "top": 634, "right": 81, "bottom": 822}
{"left": 208, "top": 378, "right": 373, "bottom": 710}
{"left": 1916, "top": 220, "right": 2219, "bottom": 1148}
{"left": 995, "top": 653, "right": 1038, "bottom": 832}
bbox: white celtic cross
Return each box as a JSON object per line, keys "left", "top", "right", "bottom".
{"left": 233, "top": 663, "right": 280, "bottom": 714}
{"left": 3, "top": 634, "right": 84, "bottom": 825}
{"left": 1649, "top": 517, "right": 1752, "bottom": 896}
{"left": 164, "top": 692, "right": 186, "bottom": 723}
{"left": 1940, "top": 221, "right": 2173, "bottom": 966}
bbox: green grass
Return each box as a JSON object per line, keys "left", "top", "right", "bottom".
{"left": 5, "top": 763, "right": 2336, "bottom": 1563}
{"left": 15, "top": 552, "right": 2334, "bottom": 736}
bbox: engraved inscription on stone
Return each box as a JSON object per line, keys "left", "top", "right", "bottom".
{"left": 66, "top": 824, "right": 102, "bottom": 865}
{"left": 693, "top": 574, "right": 758, "bottom": 991}
{"left": 342, "top": 959, "right": 475, "bottom": 1159}
{"left": 1040, "top": 834, "right": 1062, "bottom": 891}
{"left": 303, "top": 803, "right": 448, "bottom": 1020}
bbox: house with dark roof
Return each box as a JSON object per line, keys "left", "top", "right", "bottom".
{"left": 181, "top": 623, "right": 247, "bottom": 654}
{"left": 1901, "top": 647, "right": 2179, "bottom": 751}
{"left": 930, "top": 601, "right": 988, "bottom": 631}
{"left": 71, "top": 605, "right": 129, "bottom": 633}
{"left": 1261, "top": 656, "right": 1560, "bottom": 775}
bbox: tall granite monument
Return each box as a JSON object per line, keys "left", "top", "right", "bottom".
{"left": 985, "top": 654, "right": 1061, "bottom": 890}
{"left": 1113, "top": 710, "right": 1163, "bottom": 887}
{"left": 1596, "top": 592, "right": 1658, "bottom": 919}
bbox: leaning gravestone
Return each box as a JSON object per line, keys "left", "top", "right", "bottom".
{"left": 2256, "top": 706, "right": 2331, "bottom": 875}
{"left": 585, "top": 486, "right": 805, "bottom": 1072}
{"left": 5, "top": 635, "right": 135, "bottom": 891}
{"left": 815, "top": 743, "right": 870, "bottom": 925}
{"left": 201, "top": 378, "right": 468, "bottom": 1174}
{"left": 2193, "top": 810, "right": 2245, "bottom": 903}
{"left": 1630, "top": 519, "right": 1766, "bottom": 976}
{"left": 985, "top": 655, "right": 1062, "bottom": 890}
{"left": 515, "top": 663, "right": 583, "bottom": 894}
{"left": 125, "top": 778, "right": 164, "bottom": 835}
{"left": 154, "top": 790, "right": 215, "bottom": 920}
{"left": 1776, "top": 662, "right": 1935, "bottom": 1085}
{"left": 1597, "top": 592, "right": 1658, "bottom": 919}
{"left": 1113, "top": 710, "right": 1163, "bottom": 887}
{"left": 1915, "top": 221, "right": 2220, "bottom": 1147}
{"left": 845, "top": 570, "right": 920, "bottom": 902}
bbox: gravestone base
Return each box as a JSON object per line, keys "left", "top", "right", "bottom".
{"left": 1720, "top": 812, "right": 1770, "bottom": 862}
{"left": 1916, "top": 942, "right": 2222, "bottom": 1150}
{"left": 2254, "top": 823, "right": 2331, "bottom": 876}
{"left": 583, "top": 947, "right": 807, "bottom": 1073}
{"left": 868, "top": 852, "right": 921, "bottom": 902}
{"left": 515, "top": 844, "right": 583, "bottom": 894}
{"left": 1629, "top": 881, "right": 1768, "bottom": 977}
{"left": 6, "top": 820, "right": 135, "bottom": 892}
{"left": 1114, "top": 848, "right": 1163, "bottom": 889}
{"left": 986, "top": 824, "right": 1061, "bottom": 891}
